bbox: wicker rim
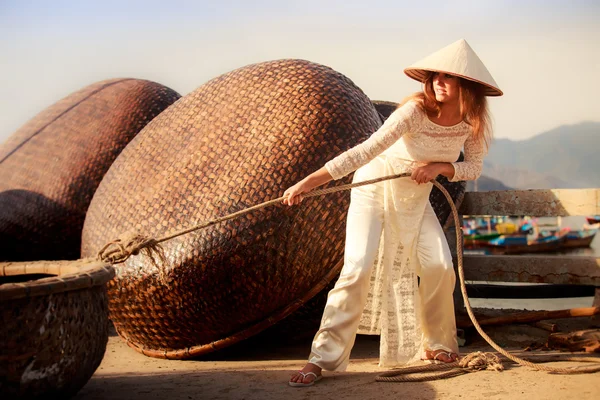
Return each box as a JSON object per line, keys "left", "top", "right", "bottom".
{"left": 0, "top": 79, "right": 132, "bottom": 165}
{"left": 0, "top": 259, "right": 114, "bottom": 301}
{"left": 118, "top": 258, "right": 344, "bottom": 359}
{"left": 372, "top": 100, "right": 400, "bottom": 107}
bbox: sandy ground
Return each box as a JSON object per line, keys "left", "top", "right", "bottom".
{"left": 74, "top": 315, "right": 600, "bottom": 400}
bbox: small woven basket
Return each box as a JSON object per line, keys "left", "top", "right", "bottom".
{"left": 0, "top": 259, "right": 114, "bottom": 399}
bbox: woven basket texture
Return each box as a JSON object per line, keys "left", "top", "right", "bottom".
{"left": 372, "top": 100, "right": 399, "bottom": 124}
{"left": 0, "top": 79, "right": 180, "bottom": 262}
{"left": 81, "top": 60, "right": 381, "bottom": 358}
{"left": 0, "top": 259, "right": 114, "bottom": 399}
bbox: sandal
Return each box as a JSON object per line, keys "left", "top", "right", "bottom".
{"left": 422, "top": 350, "right": 459, "bottom": 365}
{"left": 288, "top": 371, "right": 323, "bottom": 387}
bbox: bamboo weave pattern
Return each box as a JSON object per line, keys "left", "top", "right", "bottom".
{"left": 82, "top": 60, "right": 381, "bottom": 358}
{"left": 0, "top": 79, "right": 180, "bottom": 261}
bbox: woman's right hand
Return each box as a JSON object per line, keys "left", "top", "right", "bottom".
{"left": 281, "top": 167, "right": 334, "bottom": 206}
{"left": 282, "top": 179, "right": 310, "bottom": 206}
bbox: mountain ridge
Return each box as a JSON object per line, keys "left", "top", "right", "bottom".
{"left": 478, "top": 121, "right": 600, "bottom": 190}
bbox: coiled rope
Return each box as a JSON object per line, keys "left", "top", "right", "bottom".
{"left": 97, "top": 172, "right": 600, "bottom": 379}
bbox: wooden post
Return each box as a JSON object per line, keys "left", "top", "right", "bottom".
{"left": 457, "top": 307, "right": 599, "bottom": 328}
{"left": 594, "top": 288, "right": 600, "bottom": 321}
{"left": 445, "top": 219, "right": 465, "bottom": 314}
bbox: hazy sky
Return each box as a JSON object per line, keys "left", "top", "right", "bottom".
{"left": 1, "top": 0, "right": 599, "bottom": 142}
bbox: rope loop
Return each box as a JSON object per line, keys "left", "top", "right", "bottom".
{"left": 459, "top": 352, "right": 504, "bottom": 372}
{"left": 97, "top": 234, "right": 165, "bottom": 265}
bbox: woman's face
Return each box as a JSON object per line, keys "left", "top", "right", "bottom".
{"left": 432, "top": 72, "right": 460, "bottom": 104}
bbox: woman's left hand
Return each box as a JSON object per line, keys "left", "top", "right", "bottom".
{"left": 411, "top": 163, "right": 443, "bottom": 184}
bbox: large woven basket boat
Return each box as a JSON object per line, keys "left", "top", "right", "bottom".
{"left": 0, "top": 259, "right": 114, "bottom": 399}
{"left": 82, "top": 59, "right": 381, "bottom": 359}
{"left": 0, "top": 79, "right": 180, "bottom": 261}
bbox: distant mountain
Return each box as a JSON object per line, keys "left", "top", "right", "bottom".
{"left": 482, "top": 160, "right": 583, "bottom": 190}
{"left": 485, "top": 122, "right": 600, "bottom": 189}
{"left": 466, "top": 174, "right": 513, "bottom": 192}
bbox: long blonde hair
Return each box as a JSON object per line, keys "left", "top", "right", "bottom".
{"left": 400, "top": 72, "right": 492, "bottom": 149}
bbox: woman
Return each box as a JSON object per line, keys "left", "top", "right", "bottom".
{"left": 283, "top": 39, "right": 503, "bottom": 387}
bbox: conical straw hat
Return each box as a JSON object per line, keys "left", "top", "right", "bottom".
{"left": 404, "top": 39, "right": 503, "bottom": 97}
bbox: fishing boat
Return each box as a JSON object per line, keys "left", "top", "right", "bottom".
{"left": 585, "top": 216, "right": 600, "bottom": 225}
{"left": 561, "top": 227, "right": 598, "bottom": 249}
{"left": 464, "top": 232, "right": 502, "bottom": 250}
{"left": 463, "top": 219, "right": 534, "bottom": 251}
{"left": 483, "top": 233, "right": 567, "bottom": 255}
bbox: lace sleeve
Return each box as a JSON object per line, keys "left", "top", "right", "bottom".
{"left": 449, "top": 132, "right": 486, "bottom": 182}
{"left": 324, "top": 101, "right": 422, "bottom": 180}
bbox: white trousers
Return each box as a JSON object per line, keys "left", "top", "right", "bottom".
{"left": 308, "top": 179, "right": 459, "bottom": 371}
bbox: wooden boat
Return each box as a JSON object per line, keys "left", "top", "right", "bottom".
{"left": 465, "top": 232, "right": 502, "bottom": 242}
{"left": 464, "top": 233, "right": 500, "bottom": 250}
{"left": 464, "top": 215, "right": 597, "bottom": 254}
{"left": 464, "top": 226, "right": 532, "bottom": 251}
{"left": 562, "top": 228, "right": 597, "bottom": 249}
{"left": 483, "top": 233, "right": 567, "bottom": 255}
{"left": 585, "top": 216, "right": 600, "bottom": 224}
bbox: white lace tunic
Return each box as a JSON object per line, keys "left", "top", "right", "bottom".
{"left": 325, "top": 100, "right": 484, "bottom": 182}
{"left": 323, "top": 100, "right": 485, "bottom": 366}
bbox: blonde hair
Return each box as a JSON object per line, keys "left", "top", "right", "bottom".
{"left": 400, "top": 72, "right": 492, "bottom": 149}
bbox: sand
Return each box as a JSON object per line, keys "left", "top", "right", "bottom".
{"left": 74, "top": 316, "right": 599, "bottom": 400}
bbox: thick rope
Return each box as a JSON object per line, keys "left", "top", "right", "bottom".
{"left": 97, "top": 173, "right": 414, "bottom": 263}
{"left": 96, "top": 173, "right": 600, "bottom": 378}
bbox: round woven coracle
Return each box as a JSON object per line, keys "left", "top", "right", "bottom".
{"left": 0, "top": 259, "right": 114, "bottom": 399}
{"left": 81, "top": 59, "right": 382, "bottom": 358}
{"left": 372, "top": 100, "right": 399, "bottom": 124}
{"left": 0, "top": 79, "right": 180, "bottom": 261}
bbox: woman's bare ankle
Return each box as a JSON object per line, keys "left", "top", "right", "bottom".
{"left": 301, "top": 363, "right": 322, "bottom": 373}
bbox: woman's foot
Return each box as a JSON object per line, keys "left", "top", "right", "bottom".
{"left": 288, "top": 363, "right": 323, "bottom": 387}
{"left": 423, "top": 349, "right": 459, "bottom": 363}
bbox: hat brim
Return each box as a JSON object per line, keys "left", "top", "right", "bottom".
{"left": 404, "top": 67, "right": 503, "bottom": 97}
